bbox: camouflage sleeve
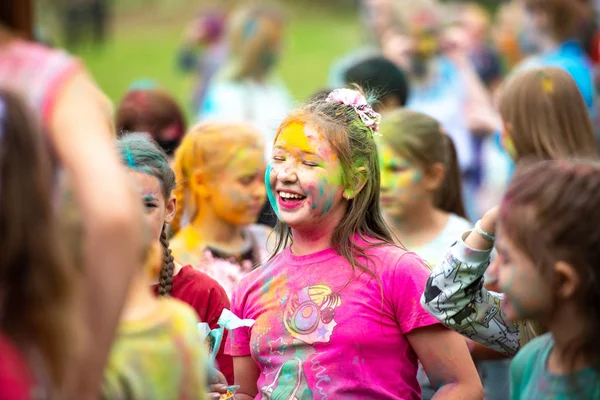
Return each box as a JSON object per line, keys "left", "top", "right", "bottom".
{"left": 420, "top": 231, "right": 520, "bottom": 356}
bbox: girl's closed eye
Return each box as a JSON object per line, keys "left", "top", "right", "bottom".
{"left": 238, "top": 174, "right": 257, "bottom": 186}
{"left": 387, "top": 162, "right": 409, "bottom": 173}
{"left": 303, "top": 160, "right": 320, "bottom": 167}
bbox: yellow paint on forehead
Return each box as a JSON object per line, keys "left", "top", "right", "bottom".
{"left": 277, "top": 122, "right": 314, "bottom": 153}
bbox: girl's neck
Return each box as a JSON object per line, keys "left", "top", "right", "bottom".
{"left": 390, "top": 200, "right": 449, "bottom": 248}
{"left": 547, "top": 303, "right": 590, "bottom": 374}
{"left": 191, "top": 206, "right": 245, "bottom": 250}
{"left": 290, "top": 211, "right": 344, "bottom": 256}
{"left": 290, "top": 228, "right": 335, "bottom": 257}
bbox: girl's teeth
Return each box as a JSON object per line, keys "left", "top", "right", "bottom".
{"left": 280, "top": 192, "right": 302, "bottom": 199}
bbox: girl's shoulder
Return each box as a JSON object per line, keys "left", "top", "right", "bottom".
{"left": 173, "top": 266, "right": 228, "bottom": 297}
{"left": 513, "top": 333, "right": 553, "bottom": 365}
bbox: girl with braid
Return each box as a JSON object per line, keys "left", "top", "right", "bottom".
{"left": 115, "top": 133, "right": 234, "bottom": 384}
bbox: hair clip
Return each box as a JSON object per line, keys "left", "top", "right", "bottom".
{"left": 326, "top": 88, "right": 381, "bottom": 136}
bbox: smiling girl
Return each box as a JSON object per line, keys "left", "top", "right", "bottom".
{"left": 227, "top": 88, "right": 482, "bottom": 399}
{"left": 170, "top": 123, "right": 272, "bottom": 298}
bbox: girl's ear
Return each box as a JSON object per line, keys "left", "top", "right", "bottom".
{"left": 164, "top": 194, "right": 177, "bottom": 224}
{"left": 554, "top": 261, "right": 580, "bottom": 300}
{"left": 190, "top": 170, "right": 210, "bottom": 199}
{"left": 343, "top": 167, "right": 368, "bottom": 200}
{"left": 423, "top": 162, "right": 445, "bottom": 191}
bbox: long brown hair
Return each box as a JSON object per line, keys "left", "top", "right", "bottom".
{"left": 500, "top": 160, "right": 600, "bottom": 378}
{"left": 269, "top": 89, "right": 396, "bottom": 280}
{"left": 498, "top": 67, "right": 598, "bottom": 162}
{"left": 0, "top": 89, "right": 76, "bottom": 392}
{"left": 379, "top": 109, "right": 467, "bottom": 219}
{"left": 117, "top": 133, "right": 176, "bottom": 296}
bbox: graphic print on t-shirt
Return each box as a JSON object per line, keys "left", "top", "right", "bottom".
{"left": 260, "top": 284, "right": 342, "bottom": 400}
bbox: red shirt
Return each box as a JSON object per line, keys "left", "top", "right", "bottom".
{"left": 0, "top": 333, "right": 33, "bottom": 399}
{"left": 153, "top": 265, "right": 233, "bottom": 384}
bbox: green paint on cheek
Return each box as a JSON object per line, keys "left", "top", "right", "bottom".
{"left": 500, "top": 264, "right": 528, "bottom": 317}
{"left": 265, "top": 165, "right": 280, "bottom": 218}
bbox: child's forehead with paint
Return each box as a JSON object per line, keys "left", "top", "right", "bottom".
{"left": 275, "top": 121, "right": 336, "bottom": 159}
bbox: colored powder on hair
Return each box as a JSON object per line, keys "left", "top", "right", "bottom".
{"left": 125, "top": 146, "right": 136, "bottom": 168}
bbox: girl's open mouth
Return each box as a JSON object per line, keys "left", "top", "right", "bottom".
{"left": 277, "top": 191, "right": 307, "bottom": 209}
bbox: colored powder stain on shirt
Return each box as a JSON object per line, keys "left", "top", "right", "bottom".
{"left": 227, "top": 236, "right": 441, "bottom": 399}
{"left": 278, "top": 122, "right": 313, "bottom": 154}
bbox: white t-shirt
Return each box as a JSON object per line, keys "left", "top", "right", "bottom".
{"left": 411, "top": 213, "right": 472, "bottom": 269}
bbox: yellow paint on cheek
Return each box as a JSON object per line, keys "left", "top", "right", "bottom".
{"left": 277, "top": 122, "right": 314, "bottom": 153}
{"left": 395, "top": 172, "right": 412, "bottom": 189}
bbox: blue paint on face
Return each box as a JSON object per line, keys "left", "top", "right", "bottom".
{"left": 265, "top": 164, "right": 280, "bottom": 218}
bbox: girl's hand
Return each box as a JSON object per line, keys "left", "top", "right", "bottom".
{"left": 206, "top": 369, "right": 228, "bottom": 399}
{"left": 480, "top": 206, "right": 499, "bottom": 236}
{"left": 464, "top": 206, "right": 499, "bottom": 251}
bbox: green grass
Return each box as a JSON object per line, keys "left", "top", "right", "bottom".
{"left": 73, "top": 4, "right": 361, "bottom": 118}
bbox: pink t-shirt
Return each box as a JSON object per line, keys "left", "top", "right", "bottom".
{"left": 227, "top": 236, "right": 440, "bottom": 399}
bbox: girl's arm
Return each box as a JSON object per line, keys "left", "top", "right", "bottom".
{"left": 50, "top": 70, "right": 144, "bottom": 398}
{"left": 408, "top": 325, "right": 483, "bottom": 399}
{"left": 420, "top": 208, "right": 521, "bottom": 356}
{"left": 233, "top": 356, "right": 260, "bottom": 400}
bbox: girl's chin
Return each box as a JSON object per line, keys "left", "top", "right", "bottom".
{"left": 501, "top": 297, "right": 518, "bottom": 321}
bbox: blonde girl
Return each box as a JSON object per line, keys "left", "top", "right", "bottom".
{"left": 170, "top": 123, "right": 271, "bottom": 298}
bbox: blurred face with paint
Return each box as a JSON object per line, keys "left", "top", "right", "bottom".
{"left": 378, "top": 142, "right": 435, "bottom": 220}
{"left": 130, "top": 171, "right": 177, "bottom": 241}
{"left": 268, "top": 121, "right": 348, "bottom": 232}
{"left": 199, "top": 148, "right": 266, "bottom": 226}
{"left": 488, "top": 228, "right": 553, "bottom": 322}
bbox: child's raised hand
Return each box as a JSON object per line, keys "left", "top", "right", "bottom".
{"left": 464, "top": 206, "right": 498, "bottom": 251}
{"left": 480, "top": 207, "right": 499, "bottom": 237}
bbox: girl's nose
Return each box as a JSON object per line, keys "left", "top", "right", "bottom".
{"left": 277, "top": 164, "right": 298, "bottom": 184}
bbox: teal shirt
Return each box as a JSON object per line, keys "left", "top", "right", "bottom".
{"left": 510, "top": 333, "right": 600, "bottom": 400}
